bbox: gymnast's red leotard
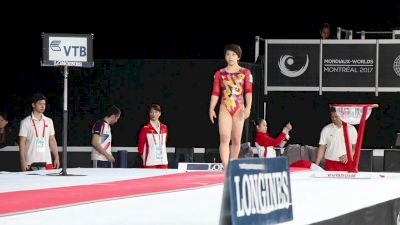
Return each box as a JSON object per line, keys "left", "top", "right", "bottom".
{"left": 211, "top": 67, "right": 253, "bottom": 116}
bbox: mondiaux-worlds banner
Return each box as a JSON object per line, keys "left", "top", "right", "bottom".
{"left": 322, "top": 40, "right": 376, "bottom": 87}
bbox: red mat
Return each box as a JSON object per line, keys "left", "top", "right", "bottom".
{"left": 0, "top": 171, "right": 224, "bottom": 216}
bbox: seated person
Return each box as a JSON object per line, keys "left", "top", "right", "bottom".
{"left": 254, "top": 119, "right": 292, "bottom": 158}
{"left": 320, "top": 22, "right": 332, "bottom": 39}
{"left": 0, "top": 112, "right": 18, "bottom": 149}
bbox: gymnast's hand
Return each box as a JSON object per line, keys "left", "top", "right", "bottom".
{"left": 53, "top": 158, "right": 60, "bottom": 169}
{"left": 285, "top": 122, "right": 292, "bottom": 131}
{"left": 106, "top": 153, "right": 116, "bottom": 163}
{"left": 20, "top": 160, "right": 29, "bottom": 172}
{"left": 282, "top": 122, "right": 292, "bottom": 134}
{"left": 244, "top": 107, "right": 251, "bottom": 120}
{"left": 339, "top": 154, "right": 348, "bottom": 164}
{"left": 209, "top": 110, "right": 217, "bottom": 124}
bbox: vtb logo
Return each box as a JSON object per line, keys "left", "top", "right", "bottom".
{"left": 50, "top": 40, "right": 87, "bottom": 57}
{"left": 278, "top": 54, "right": 309, "bottom": 77}
{"left": 50, "top": 40, "right": 61, "bottom": 51}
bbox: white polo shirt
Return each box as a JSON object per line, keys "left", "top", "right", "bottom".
{"left": 19, "top": 113, "right": 55, "bottom": 165}
{"left": 319, "top": 123, "right": 358, "bottom": 161}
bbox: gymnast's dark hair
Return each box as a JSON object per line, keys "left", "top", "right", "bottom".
{"left": 149, "top": 104, "right": 161, "bottom": 113}
{"left": 0, "top": 112, "right": 8, "bottom": 121}
{"left": 0, "top": 112, "right": 11, "bottom": 132}
{"left": 224, "top": 44, "right": 242, "bottom": 58}
{"left": 105, "top": 105, "right": 121, "bottom": 117}
{"left": 321, "top": 22, "right": 331, "bottom": 31}
{"left": 31, "top": 93, "right": 46, "bottom": 104}
{"left": 252, "top": 118, "right": 265, "bottom": 127}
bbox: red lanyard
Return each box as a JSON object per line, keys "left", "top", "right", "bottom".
{"left": 152, "top": 132, "right": 163, "bottom": 146}
{"left": 32, "top": 118, "right": 46, "bottom": 138}
{"left": 150, "top": 122, "right": 163, "bottom": 146}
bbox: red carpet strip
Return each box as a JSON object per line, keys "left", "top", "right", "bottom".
{"left": 0, "top": 171, "right": 224, "bottom": 216}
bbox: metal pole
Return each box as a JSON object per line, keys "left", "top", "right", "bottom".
{"left": 264, "top": 39, "right": 268, "bottom": 95}
{"left": 61, "top": 66, "right": 68, "bottom": 175}
{"left": 393, "top": 30, "right": 400, "bottom": 39}
{"left": 375, "top": 40, "right": 379, "bottom": 96}
{"left": 319, "top": 39, "right": 323, "bottom": 95}
{"left": 255, "top": 36, "right": 260, "bottom": 63}
{"left": 361, "top": 31, "right": 365, "bottom": 40}
{"left": 263, "top": 101, "right": 266, "bottom": 119}
{"left": 337, "top": 27, "right": 341, "bottom": 40}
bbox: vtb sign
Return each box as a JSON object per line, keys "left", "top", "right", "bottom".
{"left": 49, "top": 37, "right": 88, "bottom": 61}
{"left": 42, "top": 33, "right": 94, "bottom": 68}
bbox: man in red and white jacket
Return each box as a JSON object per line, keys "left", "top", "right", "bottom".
{"left": 138, "top": 104, "right": 168, "bottom": 169}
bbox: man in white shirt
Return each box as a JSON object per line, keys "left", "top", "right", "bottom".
{"left": 315, "top": 107, "right": 358, "bottom": 171}
{"left": 19, "top": 94, "right": 60, "bottom": 171}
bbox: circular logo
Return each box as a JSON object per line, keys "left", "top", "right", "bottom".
{"left": 278, "top": 54, "right": 309, "bottom": 78}
{"left": 393, "top": 55, "right": 400, "bottom": 77}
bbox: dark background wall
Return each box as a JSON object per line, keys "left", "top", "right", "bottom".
{"left": 1, "top": 1, "right": 399, "bottom": 149}
{"left": 1, "top": 58, "right": 398, "bottom": 149}
{"left": 0, "top": 60, "right": 263, "bottom": 148}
